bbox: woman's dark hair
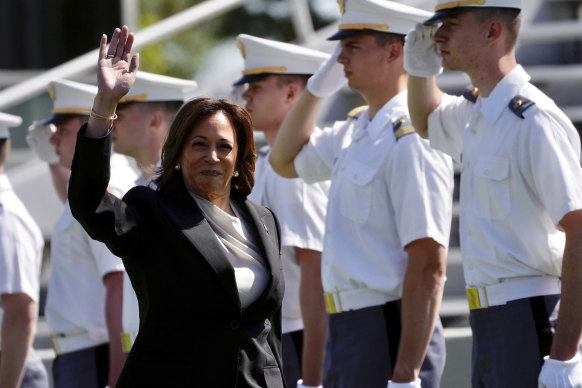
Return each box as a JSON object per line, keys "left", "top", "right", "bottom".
{"left": 154, "top": 98, "right": 256, "bottom": 196}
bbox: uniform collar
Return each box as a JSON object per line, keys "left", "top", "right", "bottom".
{"left": 0, "top": 173, "right": 11, "bottom": 192}
{"left": 358, "top": 90, "right": 408, "bottom": 141}
{"left": 477, "top": 65, "right": 530, "bottom": 124}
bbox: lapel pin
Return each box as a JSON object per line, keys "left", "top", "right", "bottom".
{"left": 263, "top": 223, "right": 269, "bottom": 233}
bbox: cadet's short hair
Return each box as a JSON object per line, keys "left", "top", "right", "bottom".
{"left": 370, "top": 31, "right": 405, "bottom": 48}
{"left": 472, "top": 7, "right": 521, "bottom": 51}
{"left": 274, "top": 74, "right": 310, "bottom": 88}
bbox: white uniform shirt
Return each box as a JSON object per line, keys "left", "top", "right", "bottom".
{"left": 46, "top": 153, "right": 137, "bottom": 342}
{"left": 249, "top": 146, "right": 329, "bottom": 333}
{"left": 428, "top": 65, "right": 582, "bottom": 287}
{"left": 0, "top": 174, "right": 44, "bottom": 349}
{"left": 295, "top": 91, "right": 454, "bottom": 300}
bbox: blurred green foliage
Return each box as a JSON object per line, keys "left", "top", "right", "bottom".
{"left": 138, "top": 0, "right": 338, "bottom": 79}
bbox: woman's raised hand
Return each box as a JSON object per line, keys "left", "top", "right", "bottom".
{"left": 86, "top": 26, "right": 139, "bottom": 138}
{"left": 97, "top": 26, "right": 139, "bottom": 102}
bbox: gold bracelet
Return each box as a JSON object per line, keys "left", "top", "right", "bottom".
{"left": 90, "top": 108, "right": 118, "bottom": 121}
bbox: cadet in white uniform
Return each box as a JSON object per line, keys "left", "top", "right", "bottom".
{"left": 405, "top": 1, "right": 582, "bottom": 386}
{"left": 234, "top": 35, "right": 330, "bottom": 388}
{"left": 0, "top": 112, "right": 49, "bottom": 388}
{"left": 269, "top": 1, "right": 454, "bottom": 387}
{"left": 28, "top": 79, "right": 137, "bottom": 388}
{"left": 110, "top": 71, "right": 197, "bottom": 353}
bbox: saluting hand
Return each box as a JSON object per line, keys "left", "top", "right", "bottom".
{"left": 97, "top": 25, "right": 139, "bottom": 102}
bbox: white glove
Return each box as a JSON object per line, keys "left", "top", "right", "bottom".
{"left": 387, "top": 379, "right": 422, "bottom": 388}
{"left": 26, "top": 120, "right": 59, "bottom": 163}
{"left": 306, "top": 43, "right": 347, "bottom": 98}
{"left": 404, "top": 23, "right": 443, "bottom": 77}
{"left": 297, "top": 379, "right": 322, "bottom": 388}
{"left": 539, "top": 354, "right": 582, "bottom": 388}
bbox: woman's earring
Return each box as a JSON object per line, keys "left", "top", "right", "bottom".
{"left": 233, "top": 170, "right": 239, "bottom": 177}
{"left": 175, "top": 164, "right": 180, "bottom": 171}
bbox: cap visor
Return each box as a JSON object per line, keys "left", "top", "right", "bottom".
{"left": 232, "top": 73, "right": 272, "bottom": 86}
{"left": 424, "top": 8, "right": 464, "bottom": 25}
{"left": 327, "top": 29, "right": 372, "bottom": 41}
{"left": 40, "top": 114, "right": 81, "bottom": 126}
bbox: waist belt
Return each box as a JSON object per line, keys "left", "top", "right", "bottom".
{"left": 51, "top": 332, "right": 105, "bottom": 355}
{"left": 121, "top": 331, "right": 136, "bottom": 353}
{"left": 466, "top": 276, "right": 561, "bottom": 310}
{"left": 324, "top": 288, "right": 398, "bottom": 314}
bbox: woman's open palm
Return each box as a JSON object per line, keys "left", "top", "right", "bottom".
{"left": 97, "top": 26, "right": 139, "bottom": 101}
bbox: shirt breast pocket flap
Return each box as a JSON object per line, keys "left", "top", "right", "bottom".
{"left": 340, "top": 161, "right": 377, "bottom": 223}
{"left": 474, "top": 157, "right": 509, "bottom": 181}
{"left": 473, "top": 157, "right": 510, "bottom": 219}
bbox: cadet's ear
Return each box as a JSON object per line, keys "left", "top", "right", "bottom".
{"left": 386, "top": 41, "right": 403, "bottom": 63}
{"left": 149, "top": 110, "right": 164, "bottom": 130}
{"left": 486, "top": 18, "right": 503, "bottom": 45}
{"left": 286, "top": 82, "right": 302, "bottom": 104}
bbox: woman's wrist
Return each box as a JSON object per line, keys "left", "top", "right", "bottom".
{"left": 92, "top": 93, "right": 119, "bottom": 117}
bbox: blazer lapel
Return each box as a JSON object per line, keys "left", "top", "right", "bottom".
{"left": 158, "top": 176, "right": 241, "bottom": 310}
{"left": 238, "top": 197, "right": 284, "bottom": 316}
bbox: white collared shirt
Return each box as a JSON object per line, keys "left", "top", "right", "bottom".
{"left": 193, "top": 194, "right": 269, "bottom": 310}
{"left": 46, "top": 153, "right": 137, "bottom": 342}
{"left": 249, "top": 146, "right": 329, "bottom": 333}
{"left": 428, "top": 65, "right": 582, "bottom": 287}
{"left": 295, "top": 91, "right": 454, "bottom": 299}
{"left": 0, "top": 174, "right": 44, "bottom": 349}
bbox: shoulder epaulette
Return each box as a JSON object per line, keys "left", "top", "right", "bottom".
{"left": 347, "top": 105, "right": 368, "bottom": 119}
{"left": 462, "top": 87, "right": 479, "bottom": 103}
{"left": 508, "top": 95, "right": 535, "bottom": 119}
{"left": 393, "top": 116, "right": 415, "bottom": 141}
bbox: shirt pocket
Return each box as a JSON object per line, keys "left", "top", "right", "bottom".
{"left": 339, "top": 161, "right": 377, "bottom": 224}
{"left": 473, "top": 157, "right": 510, "bottom": 220}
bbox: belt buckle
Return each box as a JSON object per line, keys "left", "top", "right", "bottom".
{"left": 50, "top": 335, "right": 63, "bottom": 355}
{"left": 121, "top": 332, "right": 133, "bottom": 353}
{"left": 466, "top": 287, "right": 488, "bottom": 310}
{"left": 324, "top": 292, "right": 343, "bottom": 314}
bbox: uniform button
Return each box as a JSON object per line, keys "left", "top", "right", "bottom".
{"left": 230, "top": 320, "right": 240, "bottom": 330}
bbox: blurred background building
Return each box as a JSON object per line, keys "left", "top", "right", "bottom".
{"left": 1, "top": 0, "right": 581, "bottom": 386}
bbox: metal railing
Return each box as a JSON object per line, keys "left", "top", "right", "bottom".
{"left": 0, "top": 0, "right": 248, "bottom": 110}
{"left": 0, "top": 0, "right": 582, "bottom": 112}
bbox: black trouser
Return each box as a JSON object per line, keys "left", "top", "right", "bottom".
{"left": 323, "top": 301, "right": 445, "bottom": 388}
{"left": 470, "top": 294, "right": 560, "bottom": 388}
{"left": 282, "top": 330, "right": 304, "bottom": 388}
{"left": 52, "top": 343, "right": 109, "bottom": 388}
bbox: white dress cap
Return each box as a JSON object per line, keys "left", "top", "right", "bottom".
{"left": 425, "top": 0, "right": 521, "bottom": 25}
{"left": 233, "top": 34, "right": 329, "bottom": 86}
{"left": 119, "top": 71, "right": 198, "bottom": 104}
{"left": 328, "top": 0, "right": 433, "bottom": 40}
{"left": 41, "top": 79, "right": 97, "bottom": 125}
{"left": 0, "top": 112, "right": 22, "bottom": 139}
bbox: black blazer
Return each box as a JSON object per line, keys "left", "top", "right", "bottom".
{"left": 69, "top": 125, "right": 286, "bottom": 388}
